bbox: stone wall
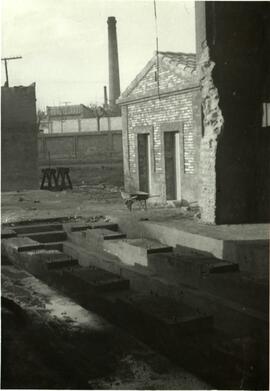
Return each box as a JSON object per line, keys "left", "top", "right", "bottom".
{"left": 1, "top": 85, "right": 38, "bottom": 192}
{"left": 195, "top": 2, "right": 270, "bottom": 224}
{"left": 122, "top": 89, "right": 201, "bottom": 203}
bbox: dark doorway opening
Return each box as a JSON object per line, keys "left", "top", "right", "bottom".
{"left": 164, "top": 132, "right": 176, "bottom": 200}
{"left": 138, "top": 134, "right": 149, "bottom": 193}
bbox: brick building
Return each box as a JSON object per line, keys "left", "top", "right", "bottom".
{"left": 41, "top": 104, "right": 95, "bottom": 133}
{"left": 118, "top": 51, "right": 202, "bottom": 203}
{"left": 1, "top": 84, "right": 39, "bottom": 191}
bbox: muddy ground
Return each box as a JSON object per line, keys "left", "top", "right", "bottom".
{"left": 1, "top": 263, "right": 209, "bottom": 389}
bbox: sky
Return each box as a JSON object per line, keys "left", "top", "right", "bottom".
{"left": 1, "top": 0, "right": 195, "bottom": 110}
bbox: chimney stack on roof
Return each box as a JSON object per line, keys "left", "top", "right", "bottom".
{"left": 107, "top": 16, "right": 120, "bottom": 113}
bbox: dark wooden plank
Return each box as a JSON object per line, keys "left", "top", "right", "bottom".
{"left": 164, "top": 132, "right": 176, "bottom": 200}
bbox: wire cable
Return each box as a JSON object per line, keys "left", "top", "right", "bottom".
{"left": 153, "top": 0, "right": 160, "bottom": 98}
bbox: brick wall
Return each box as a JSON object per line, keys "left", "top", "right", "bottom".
{"left": 1, "top": 85, "right": 38, "bottom": 191}
{"left": 122, "top": 89, "right": 201, "bottom": 203}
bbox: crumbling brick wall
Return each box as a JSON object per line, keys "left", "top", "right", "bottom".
{"left": 1, "top": 84, "right": 39, "bottom": 191}
{"left": 196, "top": 2, "right": 270, "bottom": 223}
{"left": 197, "top": 43, "right": 224, "bottom": 223}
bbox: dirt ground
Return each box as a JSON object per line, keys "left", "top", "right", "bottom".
{"left": 1, "top": 185, "right": 194, "bottom": 224}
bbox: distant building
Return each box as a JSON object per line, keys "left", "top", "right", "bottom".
{"left": 40, "top": 104, "right": 122, "bottom": 133}
{"left": 118, "top": 51, "right": 202, "bottom": 204}
{"left": 47, "top": 104, "right": 94, "bottom": 120}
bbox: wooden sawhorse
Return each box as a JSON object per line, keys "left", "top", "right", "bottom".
{"left": 40, "top": 168, "right": 57, "bottom": 190}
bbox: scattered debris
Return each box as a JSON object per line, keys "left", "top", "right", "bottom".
{"left": 85, "top": 215, "right": 106, "bottom": 223}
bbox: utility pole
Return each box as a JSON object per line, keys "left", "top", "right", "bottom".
{"left": 1, "top": 56, "right": 22, "bottom": 87}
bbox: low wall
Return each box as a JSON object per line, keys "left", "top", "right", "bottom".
{"left": 38, "top": 130, "right": 124, "bottom": 186}
{"left": 41, "top": 116, "right": 122, "bottom": 133}
{"left": 38, "top": 130, "right": 123, "bottom": 163}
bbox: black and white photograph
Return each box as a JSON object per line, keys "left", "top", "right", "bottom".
{"left": 1, "top": 0, "right": 269, "bottom": 389}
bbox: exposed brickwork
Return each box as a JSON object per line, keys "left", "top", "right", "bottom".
{"left": 1, "top": 85, "right": 38, "bottom": 191}
{"left": 197, "top": 43, "right": 224, "bottom": 223}
{"left": 195, "top": 2, "right": 270, "bottom": 224}
{"left": 119, "top": 54, "right": 201, "bottom": 203}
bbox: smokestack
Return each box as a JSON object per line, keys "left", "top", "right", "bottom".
{"left": 107, "top": 16, "right": 120, "bottom": 113}
{"left": 103, "top": 85, "right": 108, "bottom": 109}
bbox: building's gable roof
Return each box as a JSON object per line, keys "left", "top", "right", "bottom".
{"left": 118, "top": 51, "right": 197, "bottom": 104}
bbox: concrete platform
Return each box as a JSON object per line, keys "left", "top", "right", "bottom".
{"left": 18, "top": 230, "right": 67, "bottom": 243}
{"left": 148, "top": 251, "right": 239, "bottom": 277}
{"left": 45, "top": 254, "right": 78, "bottom": 270}
{"left": 69, "top": 222, "right": 119, "bottom": 232}
{"left": 147, "top": 251, "right": 267, "bottom": 313}
{"left": 1, "top": 228, "right": 17, "bottom": 239}
{"left": 116, "top": 292, "right": 212, "bottom": 330}
{"left": 116, "top": 218, "right": 269, "bottom": 279}
{"left": 61, "top": 265, "right": 130, "bottom": 293}
{"left": 104, "top": 238, "right": 173, "bottom": 266}
{"left": 63, "top": 240, "right": 268, "bottom": 339}
{"left": 2, "top": 237, "right": 77, "bottom": 275}
{"left": 12, "top": 222, "right": 63, "bottom": 234}
{"left": 142, "top": 219, "right": 269, "bottom": 241}
{"left": 2, "top": 232, "right": 268, "bottom": 389}
{"left": 2, "top": 237, "right": 45, "bottom": 252}
{"left": 43, "top": 242, "right": 64, "bottom": 251}
{"left": 86, "top": 228, "right": 126, "bottom": 240}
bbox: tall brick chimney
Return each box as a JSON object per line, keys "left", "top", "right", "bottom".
{"left": 107, "top": 16, "right": 120, "bottom": 113}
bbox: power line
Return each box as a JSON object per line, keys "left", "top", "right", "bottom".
{"left": 153, "top": 0, "right": 160, "bottom": 98}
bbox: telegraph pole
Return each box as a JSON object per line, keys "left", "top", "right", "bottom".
{"left": 1, "top": 56, "right": 22, "bottom": 87}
